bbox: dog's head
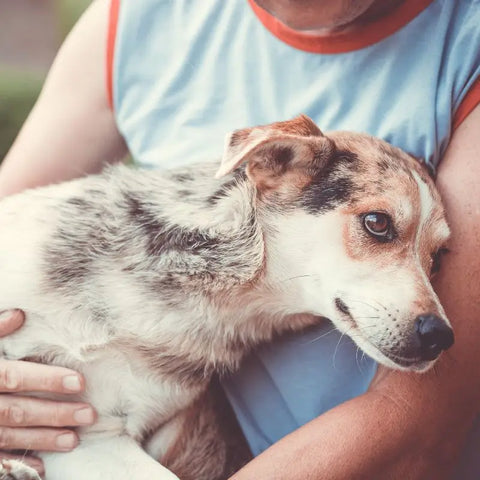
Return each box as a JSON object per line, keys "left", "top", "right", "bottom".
{"left": 217, "top": 115, "right": 453, "bottom": 372}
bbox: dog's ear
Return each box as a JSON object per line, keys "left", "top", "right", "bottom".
{"left": 215, "top": 115, "right": 334, "bottom": 190}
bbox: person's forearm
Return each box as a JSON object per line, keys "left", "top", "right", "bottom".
{"left": 0, "top": 0, "right": 127, "bottom": 198}
{"left": 230, "top": 382, "right": 468, "bottom": 480}
{"left": 228, "top": 392, "right": 413, "bottom": 480}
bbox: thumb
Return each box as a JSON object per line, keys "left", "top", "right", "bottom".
{"left": 0, "top": 310, "right": 25, "bottom": 337}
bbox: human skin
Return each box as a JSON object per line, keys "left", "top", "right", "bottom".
{"left": 0, "top": 0, "right": 479, "bottom": 478}
{"left": 253, "top": 0, "right": 402, "bottom": 31}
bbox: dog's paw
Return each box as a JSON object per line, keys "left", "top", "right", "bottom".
{"left": 0, "top": 460, "right": 41, "bottom": 480}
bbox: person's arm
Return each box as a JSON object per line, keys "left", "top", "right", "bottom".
{"left": 230, "top": 104, "right": 480, "bottom": 480}
{"left": 0, "top": 0, "right": 127, "bottom": 196}
{"left": 0, "top": 0, "right": 126, "bottom": 471}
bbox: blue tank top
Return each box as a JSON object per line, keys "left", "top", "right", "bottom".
{"left": 109, "top": 0, "right": 480, "bottom": 456}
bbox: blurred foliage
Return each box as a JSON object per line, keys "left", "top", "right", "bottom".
{"left": 55, "top": 0, "right": 92, "bottom": 40}
{"left": 0, "top": 71, "right": 43, "bottom": 161}
{"left": 0, "top": 1, "right": 90, "bottom": 162}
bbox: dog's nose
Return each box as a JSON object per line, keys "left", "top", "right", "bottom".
{"left": 415, "top": 314, "right": 454, "bottom": 361}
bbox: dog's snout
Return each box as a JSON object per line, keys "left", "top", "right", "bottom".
{"left": 415, "top": 314, "right": 454, "bottom": 360}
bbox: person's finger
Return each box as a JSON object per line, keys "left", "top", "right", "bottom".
{"left": 0, "top": 427, "right": 78, "bottom": 452}
{"left": 0, "top": 396, "right": 95, "bottom": 428}
{"left": 0, "top": 311, "right": 24, "bottom": 337}
{"left": 0, "top": 360, "right": 85, "bottom": 394}
{"left": 0, "top": 452, "right": 44, "bottom": 476}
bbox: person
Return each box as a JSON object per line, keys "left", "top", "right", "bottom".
{"left": 0, "top": 0, "right": 479, "bottom": 478}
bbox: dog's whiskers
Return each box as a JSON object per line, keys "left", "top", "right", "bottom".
{"left": 278, "top": 273, "right": 315, "bottom": 283}
{"left": 304, "top": 327, "right": 337, "bottom": 344}
{"left": 332, "top": 325, "right": 356, "bottom": 369}
{"left": 341, "top": 297, "right": 380, "bottom": 312}
{"left": 371, "top": 299, "right": 388, "bottom": 311}
{"left": 354, "top": 345, "right": 372, "bottom": 374}
{"left": 355, "top": 346, "right": 362, "bottom": 373}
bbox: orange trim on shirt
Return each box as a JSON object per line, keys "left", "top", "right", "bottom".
{"left": 248, "top": 0, "right": 435, "bottom": 54}
{"left": 453, "top": 77, "right": 480, "bottom": 130}
{"left": 106, "top": 0, "right": 120, "bottom": 110}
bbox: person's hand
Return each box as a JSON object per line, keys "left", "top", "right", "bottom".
{"left": 0, "top": 310, "right": 96, "bottom": 476}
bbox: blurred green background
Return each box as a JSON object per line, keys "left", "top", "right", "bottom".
{"left": 0, "top": 0, "right": 91, "bottom": 161}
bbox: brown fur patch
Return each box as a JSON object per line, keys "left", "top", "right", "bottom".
{"left": 266, "top": 114, "right": 323, "bottom": 137}
{"left": 161, "top": 379, "right": 252, "bottom": 480}
{"left": 246, "top": 140, "right": 318, "bottom": 194}
{"left": 229, "top": 129, "right": 252, "bottom": 148}
{"left": 137, "top": 344, "right": 215, "bottom": 387}
{"left": 220, "top": 115, "right": 327, "bottom": 180}
{"left": 230, "top": 115, "right": 322, "bottom": 150}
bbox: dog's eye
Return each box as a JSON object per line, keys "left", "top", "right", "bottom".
{"left": 362, "top": 212, "right": 395, "bottom": 242}
{"left": 431, "top": 247, "right": 449, "bottom": 276}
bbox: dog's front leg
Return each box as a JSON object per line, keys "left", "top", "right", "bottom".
{"left": 40, "top": 435, "right": 180, "bottom": 480}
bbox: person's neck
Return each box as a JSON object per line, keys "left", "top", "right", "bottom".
{"left": 324, "top": 0, "right": 404, "bottom": 34}
{"left": 269, "top": 0, "right": 405, "bottom": 35}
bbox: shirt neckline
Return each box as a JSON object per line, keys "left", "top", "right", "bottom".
{"left": 247, "top": 0, "right": 435, "bottom": 54}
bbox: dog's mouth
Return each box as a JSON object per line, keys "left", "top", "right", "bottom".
{"left": 334, "top": 297, "right": 360, "bottom": 330}
{"left": 334, "top": 297, "right": 360, "bottom": 331}
{"left": 382, "top": 353, "right": 432, "bottom": 371}
{"left": 383, "top": 353, "right": 420, "bottom": 368}
{"left": 335, "top": 297, "right": 354, "bottom": 319}
{"left": 334, "top": 298, "right": 433, "bottom": 371}
{"left": 334, "top": 297, "right": 349, "bottom": 315}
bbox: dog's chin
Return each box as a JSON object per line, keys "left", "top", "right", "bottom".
{"left": 380, "top": 353, "right": 434, "bottom": 373}
{"left": 352, "top": 337, "right": 436, "bottom": 372}
{"left": 331, "top": 301, "right": 437, "bottom": 373}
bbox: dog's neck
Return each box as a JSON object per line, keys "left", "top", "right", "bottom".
{"left": 111, "top": 163, "right": 311, "bottom": 377}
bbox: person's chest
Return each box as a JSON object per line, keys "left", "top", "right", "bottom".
{"left": 113, "top": 0, "right": 454, "bottom": 172}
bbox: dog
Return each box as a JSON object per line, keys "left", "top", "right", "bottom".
{"left": 0, "top": 115, "right": 454, "bottom": 480}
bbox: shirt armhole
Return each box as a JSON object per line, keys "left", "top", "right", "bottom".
{"left": 106, "top": 0, "right": 120, "bottom": 111}
{"left": 453, "top": 76, "right": 480, "bottom": 131}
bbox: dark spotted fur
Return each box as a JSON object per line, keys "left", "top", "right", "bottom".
{"left": 300, "top": 150, "right": 361, "bottom": 214}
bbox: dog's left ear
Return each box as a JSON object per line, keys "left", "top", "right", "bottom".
{"left": 215, "top": 115, "right": 334, "bottom": 187}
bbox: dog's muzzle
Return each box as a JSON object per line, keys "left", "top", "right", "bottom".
{"left": 414, "top": 313, "right": 454, "bottom": 361}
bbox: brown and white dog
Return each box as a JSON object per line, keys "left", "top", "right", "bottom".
{"left": 0, "top": 115, "right": 453, "bottom": 480}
